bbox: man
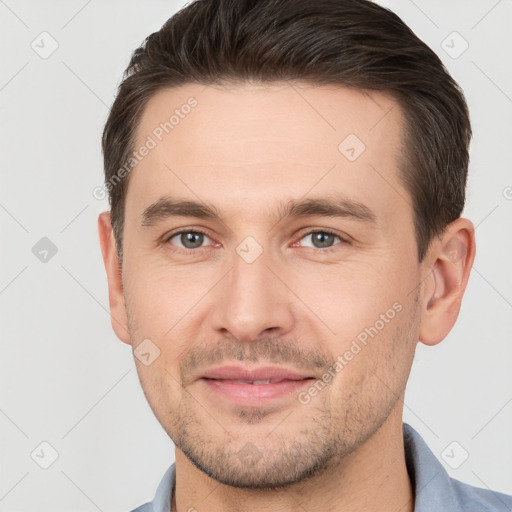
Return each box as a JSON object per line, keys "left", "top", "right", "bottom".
{"left": 98, "top": 0, "right": 512, "bottom": 511}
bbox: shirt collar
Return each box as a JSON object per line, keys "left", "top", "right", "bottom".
{"left": 151, "top": 463, "right": 174, "bottom": 512}
{"left": 403, "top": 422, "right": 459, "bottom": 511}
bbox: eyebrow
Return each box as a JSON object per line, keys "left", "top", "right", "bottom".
{"left": 141, "top": 198, "right": 221, "bottom": 227}
{"left": 140, "top": 195, "right": 377, "bottom": 227}
{"left": 277, "top": 197, "right": 376, "bottom": 224}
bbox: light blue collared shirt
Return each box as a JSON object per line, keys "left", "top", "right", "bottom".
{"left": 129, "top": 423, "right": 512, "bottom": 511}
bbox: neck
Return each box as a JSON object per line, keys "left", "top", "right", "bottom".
{"left": 172, "top": 410, "right": 413, "bottom": 512}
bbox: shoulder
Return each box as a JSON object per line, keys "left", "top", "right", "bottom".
{"left": 126, "top": 464, "right": 176, "bottom": 512}
{"left": 403, "top": 423, "right": 512, "bottom": 512}
{"left": 449, "top": 477, "right": 512, "bottom": 511}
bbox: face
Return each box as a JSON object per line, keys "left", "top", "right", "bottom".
{"left": 118, "top": 82, "right": 424, "bottom": 488}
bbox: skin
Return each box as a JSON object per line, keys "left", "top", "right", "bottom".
{"left": 98, "top": 82, "right": 475, "bottom": 512}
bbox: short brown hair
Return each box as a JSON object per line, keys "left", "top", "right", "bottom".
{"left": 102, "top": 0, "right": 471, "bottom": 263}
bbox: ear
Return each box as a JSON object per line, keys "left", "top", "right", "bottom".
{"left": 419, "top": 217, "right": 476, "bottom": 346}
{"left": 98, "top": 212, "right": 131, "bottom": 345}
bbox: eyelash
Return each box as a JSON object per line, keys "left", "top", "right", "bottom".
{"left": 163, "top": 228, "right": 348, "bottom": 255}
{"left": 292, "top": 228, "right": 347, "bottom": 251}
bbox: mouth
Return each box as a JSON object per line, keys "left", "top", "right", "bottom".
{"left": 198, "top": 365, "right": 316, "bottom": 406}
{"left": 205, "top": 378, "right": 302, "bottom": 385}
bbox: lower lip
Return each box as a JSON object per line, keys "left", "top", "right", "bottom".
{"left": 201, "top": 378, "right": 313, "bottom": 406}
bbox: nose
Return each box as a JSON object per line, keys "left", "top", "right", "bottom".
{"left": 210, "top": 246, "right": 295, "bottom": 343}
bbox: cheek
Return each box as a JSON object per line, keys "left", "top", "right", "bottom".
{"left": 123, "top": 262, "right": 222, "bottom": 397}
{"left": 123, "top": 259, "right": 211, "bottom": 341}
{"left": 289, "top": 256, "right": 419, "bottom": 378}
{"left": 286, "top": 256, "right": 406, "bottom": 336}
{"left": 324, "top": 295, "right": 419, "bottom": 414}
{"left": 134, "top": 358, "right": 184, "bottom": 431}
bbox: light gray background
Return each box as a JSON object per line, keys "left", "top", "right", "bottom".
{"left": 0, "top": 1, "right": 511, "bottom": 511}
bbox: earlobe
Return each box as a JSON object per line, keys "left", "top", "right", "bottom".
{"left": 419, "top": 218, "right": 476, "bottom": 346}
{"left": 98, "top": 212, "right": 131, "bottom": 345}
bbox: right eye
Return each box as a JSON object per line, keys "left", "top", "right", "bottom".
{"left": 166, "top": 230, "right": 214, "bottom": 250}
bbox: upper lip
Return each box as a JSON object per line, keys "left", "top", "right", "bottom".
{"left": 200, "top": 365, "right": 314, "bottom": 382}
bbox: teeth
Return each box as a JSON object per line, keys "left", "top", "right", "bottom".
{"left": 223, "top": 379, "right": 282, "bottom": 384}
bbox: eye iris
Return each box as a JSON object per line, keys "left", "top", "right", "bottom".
{"left": 312, "top": 232, "right": 335, "bottom": 248}
{"left": 181, "top": 232, "right": 204, "bottom": 249}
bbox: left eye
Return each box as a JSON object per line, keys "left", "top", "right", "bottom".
{"left": 168, "top": 231, "right": 212, "bottom": 249}
{"left": 299, "top": 231, "right": 342, "bottom": 249}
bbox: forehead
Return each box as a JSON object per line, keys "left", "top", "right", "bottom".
{"left": 127, "top": 81, "right": 408, "bottom": 224}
